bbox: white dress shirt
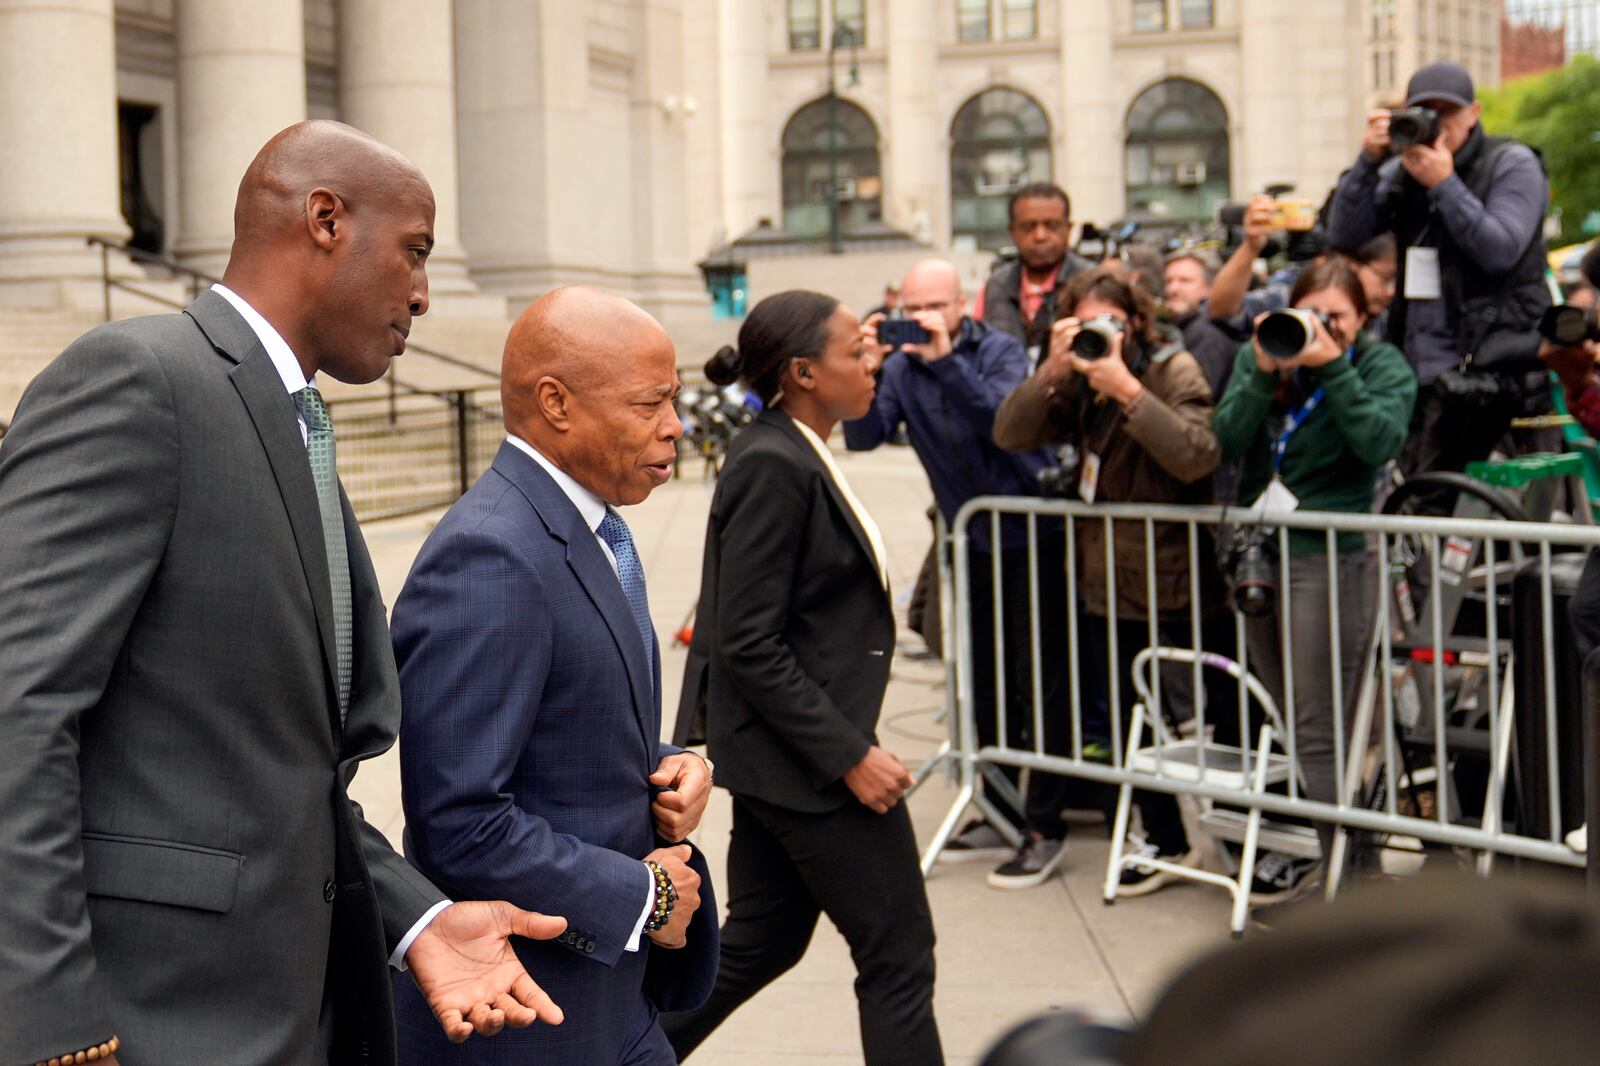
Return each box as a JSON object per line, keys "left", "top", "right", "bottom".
{"left": 789, "top": 416, "right": 890, "bottom": 589}
{"left": 506, "top": 434, "right": 658, "bottom": 952}
{"left": 211, "top": 284, "right": 451, "bottom": 970}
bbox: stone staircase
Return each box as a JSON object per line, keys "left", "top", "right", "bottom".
{"left": 0, "top": 309, "right": 111, "bottom": 427}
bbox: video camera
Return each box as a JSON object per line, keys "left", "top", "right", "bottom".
{"left": 1388, "top": 106, "right": 1440, "bottom": 148}
{"left": 1075, "top": 220, "right": 1139, "bottom": 262}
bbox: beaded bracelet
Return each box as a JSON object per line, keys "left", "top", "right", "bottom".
{"left": 34, "top": 1034, "right": 119, "bottom": 1066}
{"left": 643, "top": 859, "right": 678, "bottom": 933}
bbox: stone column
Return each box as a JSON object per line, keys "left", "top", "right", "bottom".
{"left": 885, "top": 0, "right": 942, "bottom": 243}
{"left": 175, "top": 0, "right": 306, "bottom": 276}
{"left": 338, "top": 0, "right": 476, "bottom": 294}
{"left": 0, "top": 0, "right": 130, "bottom": 308}
{"left": 717, "top": 0, "right": 772, "bottom": 239}
{"left": 1059, "top": 1, "right": 1119, "bottom": 230}
{"left": 1237, "top": 0, "right": 1300, "bottom": 199}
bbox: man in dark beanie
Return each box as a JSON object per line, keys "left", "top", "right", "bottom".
{"left": 1126, "top": 872, "right": 1600, "bottom": 1065}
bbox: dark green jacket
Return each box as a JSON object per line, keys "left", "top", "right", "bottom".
{"left": 1212, "top": 334, "right": 1416, "bottom": 554}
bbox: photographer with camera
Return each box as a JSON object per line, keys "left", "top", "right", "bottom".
{"left": 1212, "top": 258, "right": 1416, "bottom": 901}
{"left": 994, "top": 267, "right": 1227, "bottom": 895}
{"left": 976, "top": 182, "right": 1096, "bottom": 365}
{"left": 847, "top": 258, "right": 1080, "bottom": 889}
{"left": 1327, "top": 60, "right": 1551, "bottom": 477}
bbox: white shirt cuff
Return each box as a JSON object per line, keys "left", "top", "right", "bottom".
{"left": 390, "top": 899, "right": 455, "bottom": 971}
{"left": 625, "top": 864, "right": 656, "bottom": 952}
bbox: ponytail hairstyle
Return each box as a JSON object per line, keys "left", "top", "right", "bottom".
{"left": 704, "top": 290, "right": 840, "bottom": 406}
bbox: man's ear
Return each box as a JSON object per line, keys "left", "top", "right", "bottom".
{"left": 535, "top": 375, "right": 574, "bottom": 430}
{"left": 306, "top": 188, "right": 341, "bottom": 252}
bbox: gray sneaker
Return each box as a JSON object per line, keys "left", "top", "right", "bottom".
{"left": 987, "top": 836, "right": 1068, "bottom": 889}
{"left": 938, "top": 820, "right": 1013, "bottom": 864}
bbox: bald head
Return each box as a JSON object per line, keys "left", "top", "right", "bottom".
{"left": 219, "top": 121, "right": 436, "bottom": 387}
{"left": 503, "top": 287, "right": 682, "bottom": 506}
{"left": 232, "top": 120, "right": 428, "bottom": 252}
{"left": 901, "top": 257, "right": 967, "bottom": 334}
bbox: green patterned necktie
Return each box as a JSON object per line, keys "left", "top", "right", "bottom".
{"left": 295, "top": 385, "right": 352, "bottom": 723}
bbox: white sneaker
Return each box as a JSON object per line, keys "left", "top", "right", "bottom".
{"left": 1567, "top": 824, "right": 1588, "bottom": 854}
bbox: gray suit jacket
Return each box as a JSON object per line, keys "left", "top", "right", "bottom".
{"left": 0, "top": 291, "right": 446, "bottom": 1065}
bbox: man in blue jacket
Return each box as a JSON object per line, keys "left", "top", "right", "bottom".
{"left": 846, "top": 258, "right": 1088, "bottom": 889}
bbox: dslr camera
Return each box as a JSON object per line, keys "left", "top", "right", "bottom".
{"left": 1255, "top": 308, "right": 1332, "bottom": 360}
{"left": 1071, "top": 314, "right": 1123, "bottom": 360}
{"left": 1388, "top": 106, "right": 1440, "bottom": 148}
{"left": 877, "top": 307, "right": 930, "bottom": 349}
{"left": 1538, "top": 302, "right": 1600, "bottom": 347}
{"left": 1218, "top": 523, "right": 1278, "bottom": 618}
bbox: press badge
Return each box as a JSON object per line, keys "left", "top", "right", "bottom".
{"left": 1078, "top": 451, "right": 1101, "bottom": 503}
{"left": 1247, "top": 477, "right": 1300, "bottom": 519}
{"left": 1404, "top": 247, "right": 1442, "bottom": 300}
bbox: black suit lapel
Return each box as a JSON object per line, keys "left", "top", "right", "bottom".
{"left": 187, "top": 291, "right": 343, "bottom": 741}
{"left": 763, "top": 412, "right": 889, "bottom": 603}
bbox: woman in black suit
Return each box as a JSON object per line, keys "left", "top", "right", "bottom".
{"left": 663, "top": 291, "right": 945, "bottom": 1065}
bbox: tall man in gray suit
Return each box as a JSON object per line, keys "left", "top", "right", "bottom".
{"left": 0, "top": 122, "right": 567, "bottom": 1066}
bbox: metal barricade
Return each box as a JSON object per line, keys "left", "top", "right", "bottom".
{"left": 926, "top": 495, "right": 1600, "bottom": 896}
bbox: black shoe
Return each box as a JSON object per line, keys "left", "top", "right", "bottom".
{"left": 1117, "top": 832, "right": 1200, "bottom": 898}
{"left": 1247, "top": 852, "right": 1320, "bottom": 905}
{"left": 987, "top": 836, "right": 1068, "bottom": 889}
{"left": 937, "top": 820, "right": 1013, "bottom": 864}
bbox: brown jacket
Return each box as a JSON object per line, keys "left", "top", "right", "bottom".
{"left": 993, "top": 339, "right": 1223, "bottom": 619}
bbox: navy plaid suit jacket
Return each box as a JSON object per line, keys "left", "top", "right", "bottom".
{"left": 391, "top": 441, "right": 717, "bottom": 1065}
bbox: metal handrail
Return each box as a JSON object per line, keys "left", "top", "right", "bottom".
{"left": 85, "top": 237, "right": 501, "bottom": 382}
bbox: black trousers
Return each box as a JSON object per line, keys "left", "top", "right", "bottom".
{"left": 1077, "top": 613, "right": 1244, "bottom": 855}
{"left": 660, "top": 795, "right": 943, "bottom": 1066}
{"left": 967, "top": 539, "right": 1100, "bottom": 838}
{"left": 1573, "top": 549, "right": 1600, "bottom": 666}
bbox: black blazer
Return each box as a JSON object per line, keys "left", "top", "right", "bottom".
{"left": 673, "top": 409, "right": 896, "bottom": 813}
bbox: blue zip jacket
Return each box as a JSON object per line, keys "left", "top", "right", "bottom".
{"left": 844, "top": 318, "right": 1055, "bottom": 553}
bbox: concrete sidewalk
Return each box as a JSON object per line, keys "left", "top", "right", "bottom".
{"left": 352, "top": 441, "right": 1233, "bottom": 1065}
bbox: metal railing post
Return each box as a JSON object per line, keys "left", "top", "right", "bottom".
{"left": 387, "top": 369, "right": 398, "bottom": 426}
{"left": 100, "top": 241, "right": 111, "bottom": 323}
{"left": 454, "top": 390, "right": 471, "bottom": 497}
{"left": 1586, "top": 647, "right": 1600, "bottom": 891}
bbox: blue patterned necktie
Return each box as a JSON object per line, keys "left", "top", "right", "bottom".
{"left": 295, "top": 385, "right": 352, "bottom": 723}
{"left": 597, "top": 508, "right": 655, "bottom": 685}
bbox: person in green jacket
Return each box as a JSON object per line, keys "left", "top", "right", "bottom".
{"left": 1212, "top": 257, "right": 1417, "bottom": 903}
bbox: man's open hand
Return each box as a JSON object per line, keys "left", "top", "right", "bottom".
{"left": 405, "top": 900, "right": 568, "bottom": 1043}
{"left": 650, "top": 752, "right": 713, "bottom": 842}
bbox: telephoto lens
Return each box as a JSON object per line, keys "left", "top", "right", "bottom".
{"left": 1255, "top": 308, "right": 1328, "bottom": 360}
{"left": 1538, "top": 303, "right": 1600, "bottom": 347}
{"left": 1071, "top": 315, "right": 1122, "bottom": 360}
{"left": 1387, "top": 106, "right": 1440, "bottom": 148}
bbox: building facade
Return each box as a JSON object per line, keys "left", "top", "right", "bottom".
{"left": 0, "top": 0, "right": 706, "bottom": 322}
{"left": 691, "top": 0, "right": 1501, "bottom": 265}
{"left": 0, "top": 0, "right": 1505, "bottom": 320}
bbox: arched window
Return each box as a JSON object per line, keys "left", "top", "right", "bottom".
{"left": 1124, "top": 78, "right": 1229, "bottom": 224}
{"left": 949, "top": 88, "right": 1052, "bottom": 251}
{"left": 781, "top": 97, "right": 883, "bottom": 239}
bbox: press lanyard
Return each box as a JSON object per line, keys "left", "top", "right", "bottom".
{"left": 1270, "top": 346, "right": 1354, "bottom": 473}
